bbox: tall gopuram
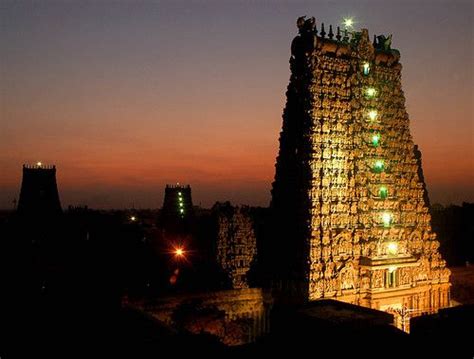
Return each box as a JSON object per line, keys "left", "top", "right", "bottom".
{"left": 17, "top": 163, "right": 62, "bottom": 217}
{"left": 270, "top": 17, "right": 450, "bottom": 326}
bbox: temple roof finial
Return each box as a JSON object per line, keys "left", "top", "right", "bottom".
{"left": 320, "top": 23, "right": 326, "bottom": 38}
{"left": 328, "top": 24, "right": 334, "bottom": 40}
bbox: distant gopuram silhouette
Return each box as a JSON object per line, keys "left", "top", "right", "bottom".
{"left": 270, "top": 17, "right": 450, "bottom": 329}
{"left": 17, "top": 163, "right": 62, "bottom": 216}
{"left": 161, "top": 184, "right": 193, "bottom": 232}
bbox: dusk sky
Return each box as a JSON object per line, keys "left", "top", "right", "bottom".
{"left": 1, "top": 0, "right": 473, "bottom": 209}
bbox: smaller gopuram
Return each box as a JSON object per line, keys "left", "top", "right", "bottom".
{"left": 17, "top": 163, "right": 62, "bottom": 217}
{"left": 214, "top": 203, "right": 257, "bottom": 289}
{"left": 160, "top": 184, "right": 194, "bottom": 232}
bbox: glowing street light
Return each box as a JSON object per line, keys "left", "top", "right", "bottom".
{"left": 36, "top": 161, "right": 42, "bottom": 167}
{"left": 175, "top": 248, "right": 184, "bottom": 257}
{"left": 130, "top": 216, "right": 136, "bottom": 222}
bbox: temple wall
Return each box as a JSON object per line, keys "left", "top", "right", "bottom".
{"left": 132, "top": 288, "right": 272, "bottom": 345}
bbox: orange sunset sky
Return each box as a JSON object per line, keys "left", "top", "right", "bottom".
{"left": 1, "top": 1, "right": 473, "bottom": 208}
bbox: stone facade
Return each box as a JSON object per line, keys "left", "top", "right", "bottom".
{"left": 215, "top": 205, "right": 257, "bottom": 289}
{"left": 271, "top": 17, "right": 450, "bottom": 328}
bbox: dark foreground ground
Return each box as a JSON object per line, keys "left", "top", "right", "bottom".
{"left": 2, "top": 293, "right": 473, "bottom": 358}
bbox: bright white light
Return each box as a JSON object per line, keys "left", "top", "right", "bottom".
{"left": 382, "top": 212, "right": 392, "bottom": 227}
{"left": 388, "top": 266, "right": 397, "bottom": 273}
{"left": 343, "top": 18, "right": 354, "bottom": 28}
{"left": 387, "top": 242, "right": 398, "bottom": 255}
{"left": 368, "top": 110, "right": 378, "bottom": 120}
{"left": 366, "top": 88, "right": 377, "bottom": 97}
{"left": 37, "top": 161, "right": 42, "bottom": 167}
{"left": 130, "top": 216, "right": 136, "bottom": 221}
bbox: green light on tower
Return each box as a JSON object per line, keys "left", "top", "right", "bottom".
{"left": 372, "top": 133, "right": 380, "bottom": 146}
{"left": 373, "top": 160, "right": 385, "bottom": 172}
{"left": 379, "top": 186, "right": 388, "bottom": 199}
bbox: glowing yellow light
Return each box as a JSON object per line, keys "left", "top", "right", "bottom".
{"left": 130, "top": 216, "right": 136, "bottom": 221}
{"left": 387, "top": 242, "right": 398, "bottom": 255}
{"left": 37, "top": 161, "right": 42, "bottom": 167}
{"left": 382, "top": 212, "right": 392, "bottom": 227}
{"left": 179, "top": 202, "right": 183, "bottom": 207}
{"left": 368, "top": 110, "right": 378, "bottom": 120}
{"left": 180, "top": 208, "right": 184, "bottom": 214}
{"left": 363, "top": 62, "right": 370, "bottom": 75}
{"left": 366, "top": 87, "right": 377, "bottom": 97}
{"left": 343, "top": 18, "right": 354, "bottom": 28}
{"left": 175, "top": 248, "right": 184, "bottom": 257}
{"left": 178, "top": 192, "right": 182, "bottom": 196}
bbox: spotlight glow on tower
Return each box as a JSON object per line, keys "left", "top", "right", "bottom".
{"left": 368, "top": 109, "right": 378, "bottom": 121}
{"left": 343, "top": 17, "right": 354, "bottom": 28}
{"left": 382, "top": 212, "right": 392, "bottom": 227}
{"left": 387, "top": 242, "right": 398, "bottom": 255}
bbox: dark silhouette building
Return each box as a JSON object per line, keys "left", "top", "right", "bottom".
{"left": 17, "top": 163, "right": 62, "bottom": 217}
{"left": 160, "top": 184, "right": 193, "bottom": 232}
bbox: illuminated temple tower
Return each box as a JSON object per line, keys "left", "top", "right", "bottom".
{"left": 270, "top": 17, "right": 450, "bottom": 326}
